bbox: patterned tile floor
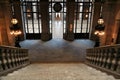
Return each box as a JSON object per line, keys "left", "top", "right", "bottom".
{"left": 0, "top": 63, "right": 119, "bottom": 80}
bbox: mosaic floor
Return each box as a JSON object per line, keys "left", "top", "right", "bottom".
{"left": 0, "top": 63, "right": 119, "bottom": 80}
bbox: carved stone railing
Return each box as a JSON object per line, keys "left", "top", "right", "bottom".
{"left": 0, "top": 45, "right": 29, "bottom": 76}
{"left": 86, "top": 44, "right": 120, "bottom": 78}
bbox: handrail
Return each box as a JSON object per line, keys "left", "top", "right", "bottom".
{"left": 86, "top": 45, "right": 120, "bottom": 78}
{"left": 0, "top": 45, "right": 29, "bottom": 76}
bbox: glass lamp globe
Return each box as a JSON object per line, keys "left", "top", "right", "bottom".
{"left": 94, "top": 31, "right": 99, "bottom": 35}
{"left": 11, "top": 18, "right": 18, "bottom": 25}
{"left": 97, "top": 17, "right": 104, "bottom": 24}
{"left": 99, "top": 31, "right": 105, "bottom": 35}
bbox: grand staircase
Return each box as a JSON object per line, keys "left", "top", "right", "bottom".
{"left": 0, "top": 63, "right": 118, "bottom": 80}
{"left": 0, "top": 39, "right": 119, "bottom": 80}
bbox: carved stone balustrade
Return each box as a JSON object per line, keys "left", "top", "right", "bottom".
{"left": 0, "top": 45, "right": 29, "bottom": 76}
{"left": 86, "top": 44, "right": 120, "bottom": 78}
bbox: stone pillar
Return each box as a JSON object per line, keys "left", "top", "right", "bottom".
{"left": 104, "top": 1, "right": 118, "bottom": 45}
{"left": 40, "top": 0, "right": 52, "bottom": 41}
{"left": 14, "top": 0, "right": 25, "bottom": 41}
{"left": 63, "top": 0, "right": 75, "bottom": 41}
{"left": 0, "top": 0, "right": 14, "bottom": 46}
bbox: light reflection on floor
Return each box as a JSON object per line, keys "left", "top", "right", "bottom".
{"left": 53, "top": 21, "right": 63, "bottom": 39}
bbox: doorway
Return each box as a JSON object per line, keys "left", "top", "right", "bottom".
{"left": 49, "top": 0, "right": 66, "bottom": 39}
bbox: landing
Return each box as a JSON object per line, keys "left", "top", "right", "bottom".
{"left": 20, "top": 39, "right": 95, "bottom": 62}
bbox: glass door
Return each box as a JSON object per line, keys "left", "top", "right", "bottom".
{"left": 49, "top": 0, "right": 66, "bottom": 39}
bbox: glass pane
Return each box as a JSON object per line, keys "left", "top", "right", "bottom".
{"left": 34, "top": 28, "right": 39, "bottom": 33}
{"left": 28, "top": 24, "right": 33, "bottom": 28}
{"left": 39, "top": 25, "right": 42, "bottom": 33}
{"left": 34, "top": 24, "right": 38, "bottom": 28}
{"left": 33, "top": 13, "right": 37, "bottom": 19}
{"left": 26, "top": 29, "right": 28, "bottom": 33}
{"left": 78, "top": 0, "right": 83, "bottom": 2}
{"left": 84, "top": 0, "right": 90, "bottom": 2}
{"left": 89, "top": 5, "right": 92, "bottom": 12}
{"left": 28, "top": 20, "right": 32, "bottom": 24}
{"left": 29, "top": 28, "right": 33, "bottom": 33}
{"left": 82, "top": 29, "right": 86, "bottom": 33}
{"left": 79, "top": 6, "right": 83, "bottom": 12}
{"left": 64, "top": 8, "right": 66, "bottom": 12}
{"left": 76, "top": 29, "right": 80, "bottom": 33}
{"left": 83, "top": 20, "right": 87, "bottom": 27}
{"left": 64, "top": 28, "right": 66, "bottom": 33}
{"left": 49, "top": 8, "right": 52, "bottom": 12}
{"left": 73, "top": 23, "right": 76, "bottom": 33}
{"left": 50, "top": 23, "right": 52, "bottom": 33}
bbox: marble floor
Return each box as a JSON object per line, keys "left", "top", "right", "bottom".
{"left": 20, "top": 39, "right": 95, "bottom": 62}
{"left": 0, "top": 63, "right": 119, "bottom": 80}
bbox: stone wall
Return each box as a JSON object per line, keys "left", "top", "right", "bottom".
{"left": 0, "top": 0, "right": 15, "bottom": 46}
{"left": 102, "top": 0, "right": 120, "bottom": 45}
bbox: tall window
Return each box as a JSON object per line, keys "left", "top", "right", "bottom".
{"left": 21, "top": 0, "right": 93, "bottom": 39}
{"left": 74, "top": 0, "right": 93, "bottom": 39}
{"left": 21, "top": 0, "right": 41, "bottom": 39}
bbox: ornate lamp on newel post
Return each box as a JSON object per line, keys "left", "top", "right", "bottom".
{"left": 10, "top": 1, "right": 22, "bottom": 47}
{"left": 10, "top": 17, "right": 22, "bottom": 47}
{"left": 94, "top": 0, "right": 105, "bottom": 47}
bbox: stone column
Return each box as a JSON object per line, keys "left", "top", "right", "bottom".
{"left": 40, "top": 0, "right": 52, "bottom": 41}
{"left": 0, "top": 0, "right": 14, "bottom": 45}
{"left": 63, "top": 0, "right": 75, "bottom": 41}
{"left": 104, "top": 1, "right": 120, "bottom": 45}
{"left": 14, "top": 0, "right": 25, "bottom": 41}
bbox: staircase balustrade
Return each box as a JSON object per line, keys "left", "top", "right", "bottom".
{"left": 0, "top": 46, "right": 29, "bottom": 76}
{"left": 86, "top": 45, "right": 120, "bottom": 78}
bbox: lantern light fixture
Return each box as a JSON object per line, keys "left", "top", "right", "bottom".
{"left": 97, "top": 16, "right": 104, "bottom": 24}
{"left": 94, "top": 30, "right": 105, "bottom": 36}
{"left": 11, "top": 18, "right": 18, "bottom": 25}
{"left": 95, "top": 0, "right": 105, "bottom": 36}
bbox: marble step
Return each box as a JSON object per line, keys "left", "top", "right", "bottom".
{"left": 0, "top": 63, "right": 118, "bottom": 80}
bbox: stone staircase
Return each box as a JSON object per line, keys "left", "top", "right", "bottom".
{"left": 0, "top": 63, "right": 118, "bottom": 80}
